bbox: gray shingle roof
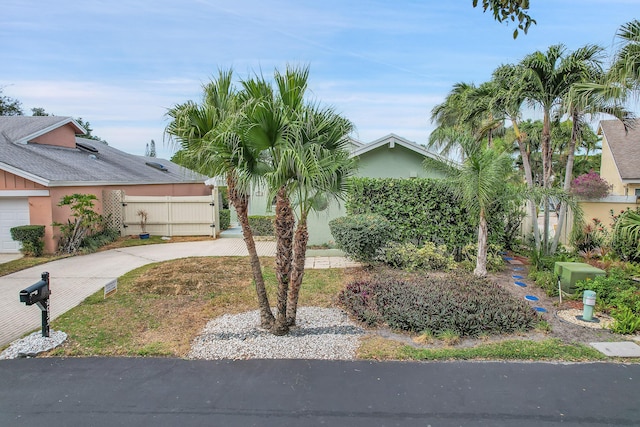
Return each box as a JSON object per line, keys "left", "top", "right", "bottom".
{"left": 599, "top": 119, "right": 640, "bottom": 182}
{"left": 0, "top": 117, "right": 207, "bottom": 186}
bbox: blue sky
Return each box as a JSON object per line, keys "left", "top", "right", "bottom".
{"left": 1, "top": 1, "right": 636, "bottom": 159}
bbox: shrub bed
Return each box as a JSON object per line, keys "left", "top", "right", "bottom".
{"left": 339, "top": 269, "right": 539, "bottom": 337}
{"left": 248, "top": 215, "right": 274, "bottom": 236}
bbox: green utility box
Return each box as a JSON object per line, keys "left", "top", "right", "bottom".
{"left": 553, "top": 262, "right": 606, "bottom": 294}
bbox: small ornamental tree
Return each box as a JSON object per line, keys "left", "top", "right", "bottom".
{"left": 570, "top": 171, "right": 612, "bottom": 200}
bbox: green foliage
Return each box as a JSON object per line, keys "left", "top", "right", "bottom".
{"left": 54, "top": 193, "right": 103, "bottom": 254}
{"left": 573, "top": 268, "right": 637, "bottom": 308}
{"left": 472, "top": 0, "right": 535, "bottom": 39}
{"left": 347, "top": 178, "right": 476, "bottom": 249}
{"left": 528, "top": 269, "right": 558, "bottom": 297}
{"left": 612, "top": 209, "right": 640, "bottom": 262}
{"left": 0, "top": 87, "right": 23, "bottom": 116}
{"left": 459, "top": 243, "right": 504, "bottom": 273}
{"left": 9, "top": 225, "right": 45, "bottom": 257}
{"left": 611, "top": 306, "right": 640, "bottom": 334}
{"left": 329, "top": 214, "right": 394, "bottom": 263}
{"left": 572, "top": 217, "right": 609, "bottom": 252}
{"left": 218, "top": 187, "right": 229, "bottom": 209}
{"left": 248, "top": 215, "right": 274, "bottom": 236}
{"left": 339, "top": 270, "right": 539, "bottom": 337}
{"left": 376, "top": 241, "right": 455, "bottom": 271}
{"left": 219, "top": 209, "right": 231, "bottom": 230}
{"left": 79, "top": 229, "right": 120, "bottom": 254}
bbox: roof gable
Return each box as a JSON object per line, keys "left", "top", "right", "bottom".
{"left": 599, "top": 119, "right": 640, "bottom": 182}
{"left": 0, "top": 116, "right": 85, "bottom": 145}
{"left": 0, "top": 117, "right": 206, "bottom": 187}
{"left": 351, "top": 133, "right": 448, "bottom": 164}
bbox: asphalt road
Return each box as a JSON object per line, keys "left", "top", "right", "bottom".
{"left": 0, "top": 358, "right": 638, "bottom": 426}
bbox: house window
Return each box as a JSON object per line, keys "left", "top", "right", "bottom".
{"left": 635, "top": 188, "right": 640, "bottom": 197}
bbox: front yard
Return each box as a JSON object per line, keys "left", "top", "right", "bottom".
{"left": 33, "top": 256, "right": 636, "bottom": 362}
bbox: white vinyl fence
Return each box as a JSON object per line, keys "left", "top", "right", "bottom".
{"left": 120, "top": 194, "right": 219, "bottom": 237}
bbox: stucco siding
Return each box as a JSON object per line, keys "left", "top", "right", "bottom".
{"left": 356, "top": 145, "right": 445, "bottom": 179}
{"left": 600, "top": 136, "right": 625, "bottom": 195}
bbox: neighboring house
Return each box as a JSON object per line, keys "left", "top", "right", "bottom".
{"left": 244, "top": 134, "right": 449, "bottom": 245}
{"left": 599, "top": 119, "right": 640, "bottom": 198}
{"left": 562, "top": 119, "right": 640, "bottom": 242}
{"left": 0, "top": 116, "right": 210, "bottom": 253}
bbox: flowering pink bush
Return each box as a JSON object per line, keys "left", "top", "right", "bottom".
{"left": 571, "top": 171, "right": 612, "bottom": 199}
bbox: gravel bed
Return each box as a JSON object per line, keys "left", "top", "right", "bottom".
{"left": 0, "top": 331, "right": 67, "bottom": 360}
{"left": 556, "top": 309, "right": 613, "bottom": 330}
{"left": 188, "top": 307, "right": 365, "bottom": 360}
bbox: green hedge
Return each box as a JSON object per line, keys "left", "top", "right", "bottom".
{"left": 10, "top": 225, "right": 45, "bottom": 257}
{"left": 329, "top": 214, "right": 394, "bottom": 263}
{"left": 219, "top": 209, "right": 231, "bottom": 231}
{"left": 346, "top": 178, "right": 517, "bottom": 252}
{"left": 248, "top": 215, "right": 275, "bottom": 236}
{"left": 347, "top": 178, "right": 475, "bottom": 250}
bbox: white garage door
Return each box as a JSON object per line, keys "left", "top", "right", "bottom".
{"left": 0, "top": 198, "right": 30, "bottom": 253}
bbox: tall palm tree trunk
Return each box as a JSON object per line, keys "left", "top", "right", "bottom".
{"left": 541, "top": 112, "right": 554, "bottom": 253}
{"left": 286, "top": 220, "right": 309, "bottom": 326}
{"left": 474, "top": 210, "right": 489, "bottom": 277}
{"left": 227, "top": 176, "right": 274, "bottom": 329}
{"left": 551, "top": 110, "right": 580, "bottom": 253}
{"left": 272, "top": 186, "right": 294, "bottom": 335}
{"left": 513, "top": 121, "right": 541, "bottom": 250}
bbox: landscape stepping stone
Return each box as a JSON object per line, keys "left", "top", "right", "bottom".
{"left": 533, "top": 307, "right": 547, "bottom": 313}
{"left": 508, "top": 259, "right": 524, "bottom": 265}
{"left": 503, "top": 257, "right": 513, "bottom": 261}
{"left": 512, "top": 267, "right": 524, "bottom": 271}
{"left": 524, "top": 295, "right": 539, "bottom": 302}
{"left": 512, "top": 275, "right": 524, "bottom": 279}
{"left": 514, "top": 281, "right": 527, "bottom": 287}
{"left": 590, "top": 342, "right": 640, "bottom": 357}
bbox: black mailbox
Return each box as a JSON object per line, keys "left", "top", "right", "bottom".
{"left": 19, "top": 272, "right": 50, "bottom": 306}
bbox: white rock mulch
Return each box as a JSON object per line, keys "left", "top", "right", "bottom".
{"left": 556, "top": 309, "right": 613, "bottom": 330}
{"left": 188, "top": 307, "right": 365, "bottom": 360}
{"left": 0, "top": 330, "right": 67, "bottom": 360}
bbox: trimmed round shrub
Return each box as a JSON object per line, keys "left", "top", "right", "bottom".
{"left": 219, "top": 209, "right": 231, "bottom": 231}
{"left": 248, "top": 215, "right": 274, "bottom": 236}
{"left": 339, "top": 270, "right": 539, "bottom": 337}
{"left": 10, "top": 225, "right": 45, "bottom": 257}
{"left": 376, "top": 241, "right": 455, "bottom": 271}
{"left": 329, "top": 214, "right": 394, "bottom": 263}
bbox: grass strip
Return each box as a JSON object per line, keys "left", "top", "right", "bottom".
{"left": 358, "top": 336, "right": 609, "bottom": 362}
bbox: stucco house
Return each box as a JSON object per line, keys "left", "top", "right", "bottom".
{"left": 0, "top": 116, "right": 210, "bottom": 253}
{"left": 242, "top": 133, "right": 448, "bottom": 245}
{"left": 569, "top": 119, "right": 640, "bottom": 234}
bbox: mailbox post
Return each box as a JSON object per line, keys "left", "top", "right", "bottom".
{"left": 19, "top": 272, "right": 51, "bottom": 337}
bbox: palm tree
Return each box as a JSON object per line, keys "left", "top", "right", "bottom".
{"left": 283, "top": 105, "right": 355, "bottom": 326}
{"left": 426, "top": 134, "right": 514, "bottom": 276}
{"left": 519, "top": 43, "right": 603, "bottom": 253}
{"left": 166, "top": 69, "right": 276, "bottom": 329}
{"left": 550, "top": 84, "right": 632, "bottom": 253}
{"left": 491, "top": 64, "right": 541, "bottom": 250}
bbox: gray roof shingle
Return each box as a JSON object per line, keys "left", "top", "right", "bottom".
{"left": 0, "top": 117, "right": 207, "bottom": 186}
{"left": 599, "top": 119, "right": 640, "bottom": 182}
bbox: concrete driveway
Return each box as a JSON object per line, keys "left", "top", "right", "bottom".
{"left": 0, "top": 239, "right": 358, "bottom": 347}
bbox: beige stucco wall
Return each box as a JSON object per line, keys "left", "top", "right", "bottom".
{"left": 31, "top": 124, "right": 77, "bottom": 148}
{"left": 579, "top": 200, "right": 640, "bottom": 229}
